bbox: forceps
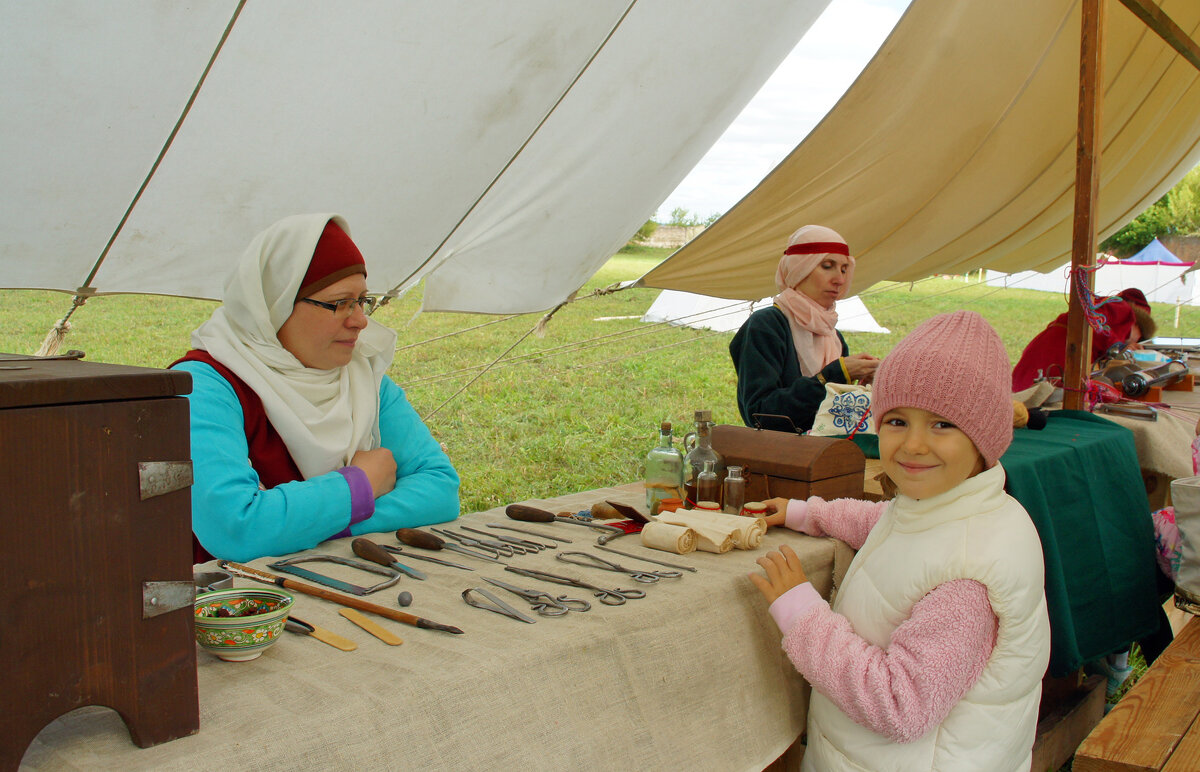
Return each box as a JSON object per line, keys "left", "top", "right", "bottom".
{"left": 431, "top": 527, "right": 512, "bottom": 558}
{"left": 462, "top": 587, "right": 536, "bottom": 624}
{"left": 505, "top": 566, "right": 647, "bottom": 606}
{"left": 482, "top": 576, "right": 591, "bottom": 616}
{"left": 555, "top": 551, "right": 683, "bottom": 583}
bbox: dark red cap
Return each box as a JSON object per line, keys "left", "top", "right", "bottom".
{"left": 1117, "top": 287, "right": 1150, "bottom": 312}
{"left": 296, "top": 220, "right": 366, "bottom": 300}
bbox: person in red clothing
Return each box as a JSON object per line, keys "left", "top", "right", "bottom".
{"left": 1010, "top": 287, "right": 1157, "bottom": 391}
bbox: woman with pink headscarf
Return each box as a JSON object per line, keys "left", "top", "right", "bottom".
{"left": 729, "top": 225, "right": 879, "bottom": 431}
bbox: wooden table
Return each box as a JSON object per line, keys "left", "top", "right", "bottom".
{"left": 1074, "top": 615, "right": 1200, "bottom": 771}
{"left": 18, "top": 484, "right": 855, "bottom": 771}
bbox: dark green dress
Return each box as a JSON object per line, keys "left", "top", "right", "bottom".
{"left": 728, "top": 306, "right": 849, "bottom": 432}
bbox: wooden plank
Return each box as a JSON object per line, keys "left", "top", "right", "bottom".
{"left": 1075, "top": 618, "right": 1200, "bottom": 771}
{"left": 1064, "top": 0, "right": 1105, "bottom": 411}
{"left": 1118, "top": 0, "right": 1200, "bottom": 72}
{"left": 1031, "top": 675, "right": 1106, "bottom": 772}
{"left": 1163, "top": 717, "right": 1200, "bottom": 772}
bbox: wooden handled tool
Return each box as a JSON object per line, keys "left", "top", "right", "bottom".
{"left": 396, "top": 528, "right": 504, "bottom": 564}
{"left": 505, "top": 504, "right": 625, "bottom": 534}
{"left": 219, "top": 561, "right": 463, "bottom": 635}
{"left": 284, "top": 616, "right": 358, "bottom": 651}
{"left": 352, "top": 537, "right": 427, "bottom": 580}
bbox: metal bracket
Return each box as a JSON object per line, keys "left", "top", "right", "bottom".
{"left": 138, "top": 460, "right": 194, "bottom": 500}
{"left": 143, "top": 580, "right": 195, "bottom": 618}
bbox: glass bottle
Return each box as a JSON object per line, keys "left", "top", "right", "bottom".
{"left": 696, "top": 459, "right": 720, "bottom": 505}
{"left": 644, "top": 421, "right": 685, "bottom": 516}
{"left": 722, "top": 465, "right": 746, "bottom": 515}
{"left": 683, "top": 409, "right": 724, "bottom": 507}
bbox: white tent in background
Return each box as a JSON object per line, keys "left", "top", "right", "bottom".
{"left": 642, "top": 291, "right": 890, "bottom": 334}
{"left": 985, "top": 238, "right": 1199, "bottom": 306}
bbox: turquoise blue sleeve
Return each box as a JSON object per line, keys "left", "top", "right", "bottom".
{"left": 175, "top": 360, "right": 354, "bottom": 562}
{"left": 354, "top": 376, "right": 460, "bottom": 533}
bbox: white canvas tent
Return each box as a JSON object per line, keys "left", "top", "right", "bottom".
{"left": 642, "top": 291, "right": 890, "bottom": 334}
{"left": 0, "top": 0, "right": 831, "bottom": 314}
{"left": 3, "top": 0, "right": 1200, "bottom": 324}
{"left": 985, "top": 238, "right": 1199, "bottom": 305}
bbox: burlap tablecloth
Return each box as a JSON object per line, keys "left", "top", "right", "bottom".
{"left": 20, "top": 484, "right": 854, "bottom": 772}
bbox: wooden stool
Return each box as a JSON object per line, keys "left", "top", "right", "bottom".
{"left": 0, "top": 357, "right": 197, "bottom": 768}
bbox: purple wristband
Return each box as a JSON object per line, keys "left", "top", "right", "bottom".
{"left": 332, "top": 466, "right": 375, "bottom": 538}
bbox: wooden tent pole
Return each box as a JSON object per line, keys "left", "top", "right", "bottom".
{"left": 1065, "top": 0, "right": 1106, "bottom": 411}
{"left": 1118, "top": 0, "right": 1200, "bottom": 72}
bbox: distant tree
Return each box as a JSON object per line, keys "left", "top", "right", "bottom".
{"left": 703, "top": 212, "right": 722, "bottom": 227}
{"left": 631, "top": 219, "right": 658, "bottom": 243}
{"left": 1102, "top": 164, "right": 1200, "bottom": 255}
{"left": 668, "top": 207, "right": 702, "bottom": 227}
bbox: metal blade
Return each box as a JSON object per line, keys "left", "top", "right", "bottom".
{"left": 269, "top": 563, "right": 367, "bottom": 595}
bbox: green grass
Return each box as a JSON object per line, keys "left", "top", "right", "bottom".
{"left": 4, "top": 249, "right": 1200, "bottom": 513}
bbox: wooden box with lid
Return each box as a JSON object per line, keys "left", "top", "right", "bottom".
{"left": 0, "top": 355, "right": 197, "bottom": 767}
{"left": 711, "top": 424, "right": 866, "bottom": 503}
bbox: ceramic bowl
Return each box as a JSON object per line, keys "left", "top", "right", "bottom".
{"left": 194, "top": 587, "right": 294, "bottom": 662}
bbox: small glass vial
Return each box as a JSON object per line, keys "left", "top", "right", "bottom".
{"left": 696, "top": 459, "right": 720, "bottom": 505}
{"left": 722, "top": 466, "right": 746, "bottom": 515}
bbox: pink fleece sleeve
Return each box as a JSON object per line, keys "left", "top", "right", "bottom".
{"left": 779, "top": 578, "right": 998, "bottom": 743}
{"left": 784, "top": 496, "right": 887, "bottom": 550}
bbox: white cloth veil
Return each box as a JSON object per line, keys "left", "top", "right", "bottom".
{"left": 190, "top": 213, "right": 397, "bottom": 479}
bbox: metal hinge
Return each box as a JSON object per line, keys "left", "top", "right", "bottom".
{"left": 143, "top": 581, "right": 195, "bottom": 618}
{"left": 138, "top": 460, "right": 194, "bottom": 500}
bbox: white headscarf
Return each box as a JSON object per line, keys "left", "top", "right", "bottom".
{"left": 190, "top": 213, "right": 397, "bottom": 479}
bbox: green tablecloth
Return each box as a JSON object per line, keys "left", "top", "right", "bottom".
{"left": 1003, "top": 410, "right": 1160, "bottom": 676}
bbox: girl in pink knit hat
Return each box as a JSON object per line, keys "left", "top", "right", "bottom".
{"left": 749, "top": 310, "right": 1051, "bottom": 772}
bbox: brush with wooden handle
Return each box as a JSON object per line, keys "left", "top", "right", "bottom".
{"left": 220, "top": 561, "right": 463, "bottom": 635}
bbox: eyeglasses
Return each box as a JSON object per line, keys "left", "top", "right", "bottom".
{"left": 299, "top": 295, "right": 379, "bottom": 317}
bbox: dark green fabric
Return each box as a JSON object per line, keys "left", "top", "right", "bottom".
{"left": 1001, "top": 410, "right": 1159, "bottom": 676}
{"left": 833, "top": 432, "right": 878, "bottom": 459}
{"left": 729, "top": 306, "right": 849, "bottom": 432}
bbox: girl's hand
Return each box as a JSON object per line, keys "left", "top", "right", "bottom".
{"left": 748, "top": 545, "right": 808, "bottom": 604}
{"left": 762, "top": 497, "right": 790, "bottom": 527}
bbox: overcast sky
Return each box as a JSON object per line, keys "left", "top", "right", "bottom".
{"left": 656, "top": 0, "right": 913, "bottom": 221}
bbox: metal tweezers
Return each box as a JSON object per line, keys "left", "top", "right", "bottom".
{"left": 432, "top": 527, "right": 513, "bottom": 558}
{"left": 556, "top": 551, "right": 682, "bottom": 583}
{"left": 462, "top": 587, "right": 536, "bottom": 624}
{"left": 505, "top": 566, "right": 646, "bottom": 606}
{"left": 482, "top": 576, "right": 591, "bottom": 616}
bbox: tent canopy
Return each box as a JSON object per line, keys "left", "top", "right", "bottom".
{"left": 0, "top": 0, "right": 830, "bottom": 314}
{"left": 641, "top": 0, "right": 1200, "bottom": 302}
{"left": 6, "top": 0, "right": 1200, "bottom": 320}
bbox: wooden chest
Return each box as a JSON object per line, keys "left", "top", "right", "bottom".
{"left": 711, "top": 425, "right": 865, "bottom": 503}
{"left": 0, "top": 355, "right": 198, "bottom": 767}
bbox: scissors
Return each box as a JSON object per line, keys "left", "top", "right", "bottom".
{"left": 505, "top": 566, "right": 647, "bottom": 606}
{"left": 482, "top": 576, "right": 591, "bottom": 616}
{"left": 555, "top": 551, "right": 683, "bottom": 583}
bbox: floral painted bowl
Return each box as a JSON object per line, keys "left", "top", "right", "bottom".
{"left": 194, "top": 587, "right": 294, "bottom": 662}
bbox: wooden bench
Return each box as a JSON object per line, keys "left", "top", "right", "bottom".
{"left": 1075, "top": 615, "right": 1200, "bottom": 771}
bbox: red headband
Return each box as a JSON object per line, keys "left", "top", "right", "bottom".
{"left": 784, "top": 241, "right": 850, "bottom": 257}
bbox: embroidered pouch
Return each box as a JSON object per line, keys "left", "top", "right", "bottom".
{"left": 810, "top": 382, "right": 873, "bottom": 438}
